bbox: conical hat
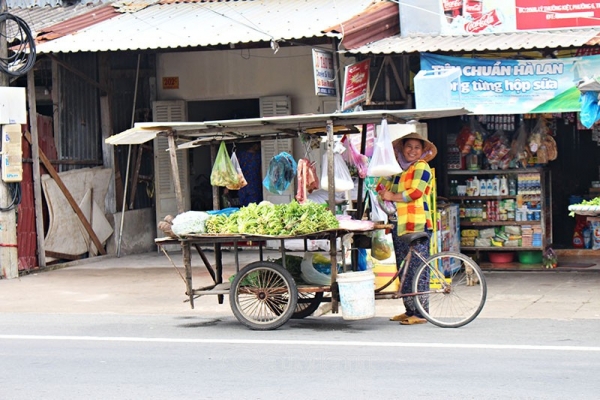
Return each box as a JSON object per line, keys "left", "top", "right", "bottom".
{"left": 392, "top": 132, "right": 437, "bottom": 162}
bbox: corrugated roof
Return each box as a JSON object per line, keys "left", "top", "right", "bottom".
{"left": 348, "top": 28, "right": 600, "bottom": 54}
{"left": 9, "top": 2, "right": 112, "bottom": 38}
{"left": 34, "top": 4, "right": 120, "bottom": 43}
{"left": 324, "top": 0, "right": 399, "bottom": 50}
{"left": 34, "top": 0, "right": 374, "bottom": 54}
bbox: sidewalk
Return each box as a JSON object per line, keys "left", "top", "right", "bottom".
{"left": 1, "top": 250, "right": 599, "bottom": 320}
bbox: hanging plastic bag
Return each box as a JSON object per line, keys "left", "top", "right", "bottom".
{"left": 345, "top": 136, "right": 369, "bottom": 179}
{"left": 226, "top": 151, "right": 248, "bottom": 190}
{"left": 366, "top": 119, "right": 402, "bottom": 177}
{"left": 210, "top": 142, "right": 240, "bottom": 188}
{"left": 320, "top": 153, "right": 355, "bottom": 192}
{"left": 368, "top": 190, "right": 388, "bottom": 223}
{"left": 579, "top": 91, "right": 600, "bottom": 129}
{"left": 371, "top": 229, "right": 392, "bottom": 261}
{"left": 263, "top": 152, "right": 297, "bottom": 194}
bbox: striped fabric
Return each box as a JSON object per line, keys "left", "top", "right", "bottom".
{"left": 380, "top": 160, "right": 433, "bottom": 235}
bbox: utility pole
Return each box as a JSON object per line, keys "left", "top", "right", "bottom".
{"left": 0, "top": 0, "right": 19, "bottom": 279}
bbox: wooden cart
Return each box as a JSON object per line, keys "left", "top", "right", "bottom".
{"left": 155, "top": 228, "right": 384, "bottom": 330}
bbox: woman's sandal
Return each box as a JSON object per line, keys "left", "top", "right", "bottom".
{"left": 389, "top": 313, "right": 409, "bottom": 322}
{"left": 400, "top": 316, "right": 427, "bottom": 325}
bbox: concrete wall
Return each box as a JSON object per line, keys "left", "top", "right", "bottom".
{"left": 156, "top": 46, "right": 350, "bottom": 115}
{"left": 107, "top": 208, "right": 156, "bottom": 256}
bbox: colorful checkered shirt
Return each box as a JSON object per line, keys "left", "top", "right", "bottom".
{"left": 379, "top": 160, "right": 433, "bottom": 235}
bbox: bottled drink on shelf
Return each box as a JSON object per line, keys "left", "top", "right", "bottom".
{"left": 479, "top": 178, "right": 487, "bottom": 196}
{"left": 492, "top": 176, "right": 500, "bottom": 196}
{"left": 508, "top": 177, "right": 517, "bottom": 196}
{"left": 500, "top": 175, "right": 508, "bottom": 195}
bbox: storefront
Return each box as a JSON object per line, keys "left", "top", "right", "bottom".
{"left": 344, "top": 1, "right": 600, "bottom": 268}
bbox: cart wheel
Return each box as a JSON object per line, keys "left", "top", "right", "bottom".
{"left": 413, "top": 252, "right": 487, "bottom": 328}
{"left": 229, "top": 261, "right": 298, "bottom": 330}
{"left": 292, "top": 292, "right": 324, "bottom": 319}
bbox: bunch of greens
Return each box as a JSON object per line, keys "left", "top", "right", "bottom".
{"left": 206, "top": 201, "right": 339, "bottom": 236}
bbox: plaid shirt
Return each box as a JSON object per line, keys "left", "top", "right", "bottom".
{"left": 379, "top": 160, "right": 433, "bottom": 235}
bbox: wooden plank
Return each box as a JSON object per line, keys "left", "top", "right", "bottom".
{"left": 24, "top": 131, "right": 107, "bottom": 256}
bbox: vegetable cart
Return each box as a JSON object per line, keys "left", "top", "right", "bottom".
{"left": 106, "top": 108, "right": 471, "bottom": 329}
{"left": 155, "top": 227, "right": 381, "bottom": 330}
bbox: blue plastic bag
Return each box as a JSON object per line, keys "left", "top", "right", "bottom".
{"left": 357, "top": 248, "right": 368, "bottom": 271}
{"left": 579, "top": 91, "right": 600, "bottom": 129}
{"left": 262, "top": 152, "right": 297, "bottom": 194}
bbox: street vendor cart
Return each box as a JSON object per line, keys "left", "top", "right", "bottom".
{"left": 106, "top": 108, "right": 486, "bottom": 330}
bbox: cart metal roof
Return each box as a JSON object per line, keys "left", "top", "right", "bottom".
{"left": 105, "top": 108, "right": 470, "bottom": 148}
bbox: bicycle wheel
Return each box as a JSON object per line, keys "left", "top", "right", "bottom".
{"left": 412, "top": 252, "right": 486, "bottom": 328}
{"left": 292, "top": 291, "right": 324, "bottom": 319}
{"left": 229, "top": 261, "right": 298, "bottom": 330}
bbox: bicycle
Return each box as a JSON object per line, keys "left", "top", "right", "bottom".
{"left": 374, "top": 231, "right": 487, "bottom": 328}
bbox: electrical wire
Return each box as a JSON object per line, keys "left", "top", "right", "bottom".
{"left": 0, "top": 13, "right": 36, "bottom": 77}
{"left": 0, "top": 182, "right": 21, "bottom": 211}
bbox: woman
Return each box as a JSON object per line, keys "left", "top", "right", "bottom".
{"left": 377, "top": 132, "right": 437, "bottom": 325}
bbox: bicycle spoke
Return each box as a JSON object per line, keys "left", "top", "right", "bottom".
{"left": 413, "top": 252, "right": 487, "bottom": 328}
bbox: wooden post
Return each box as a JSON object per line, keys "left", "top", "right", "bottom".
{"left": 27, "top": 70, "right": 46, "bottom": 268}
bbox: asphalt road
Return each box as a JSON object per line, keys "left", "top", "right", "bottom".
{"left": 1, "top": 313, "right": 599, "bottom": 400}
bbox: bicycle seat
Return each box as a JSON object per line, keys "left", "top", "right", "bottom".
{"left": 399, "top": 232, "right": 429, "bottom": 245}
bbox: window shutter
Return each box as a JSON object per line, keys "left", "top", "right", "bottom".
{"left": 153, "top": 100, "right": 190, "bottom": 240}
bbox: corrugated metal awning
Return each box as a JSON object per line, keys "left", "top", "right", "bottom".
{"left": 105, "top": 108, "right": 470, "bottom": 146}
{"left": 34, "top": 0, "right": 374, "bottom": 54}
{"left": 348, "top": 28, "right": 600, "bottom": 54}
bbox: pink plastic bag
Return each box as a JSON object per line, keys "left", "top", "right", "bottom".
{"left": 343, "top": 135, "right": 369, "bottom": 179}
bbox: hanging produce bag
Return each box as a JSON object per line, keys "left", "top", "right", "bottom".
{"left": 366, "top": 119, "right": 402, "bottom": 177}
{"left": 320, "top": 153, "right": 355, "bottom": 192}
{"left": 226, "top": 151, "right": 248, "bottom": 190}
{"left": 210, "top": 142, "right": 239, "bottom": 188}
{"left": 343, "top": 135, "right": 369, "bottom": 179}
{"left": 371, "top": 229, "right": 392, "bottom": 261}
{"left": 263, "top": 152, "right": 297, "bottom": 194}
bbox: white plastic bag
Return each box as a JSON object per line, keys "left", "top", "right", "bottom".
{"left": 320, "top": 153, "right": 355, "bottom": 192}
{"left": 300, "top": 253, "right": 332, "bottom": 285}
{"left": 171, "top": 211, "right": 211, "bottom": 236}
{"left": 367, "top": 119, "right": 402, "bottom": 177}
{"left": 369, "top": 190, "right": 388, "bottom": 224}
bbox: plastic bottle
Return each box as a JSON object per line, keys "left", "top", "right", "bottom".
{"left": 508, "top": 177, "right": 517, "bottom": 196}
{"left": 482, "top": 201, "right": 487, "bottom": 221}
{"left": 487, "top": 179, "right": 493, "bottom": 197}
{"left": 472, "top": 176, "right": 480, "bottom": 196}
{"left": 459, "top": 201, "right": 466, "bottom": 219}
{"left": 500, "top": 175, "right": 508, "bottom": 196}
{"left": 476, "top": 200, "right": 483, "bottom": 218}
{"left": 479, "top": 178, "right": 487, "bottom": 196}
{"left": 492, "top": 176, "right": 500, "bottom": 196}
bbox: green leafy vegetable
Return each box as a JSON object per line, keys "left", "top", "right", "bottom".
{"left": 206, "top": 201, "right": 339, "bottom": 236}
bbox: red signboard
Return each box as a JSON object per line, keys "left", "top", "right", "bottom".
{"left": 341, "top": 59, "right": 370, "bottom": 111}
{"left": 516, "top": 0, "right": 600, "bottom": 30}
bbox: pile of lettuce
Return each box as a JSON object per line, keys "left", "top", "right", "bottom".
{"left": 205, "top": 201, "right": 339, "bottom": 236}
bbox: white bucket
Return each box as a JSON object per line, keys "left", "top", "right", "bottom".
{"left": 337, "top": 270, "right": 376, "bottom": 320}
